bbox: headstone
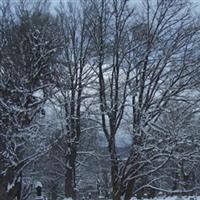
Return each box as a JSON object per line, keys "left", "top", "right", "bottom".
{"left": 35, "top": 181, "right": 44, "bottom": 200}
{"left": 88, "top": 192, "right": 92, "bottom": 200}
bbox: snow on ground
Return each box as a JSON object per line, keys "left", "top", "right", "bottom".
{"left": 63, "top": 198, "right": 73, "bottom": 200}
{"left": 131, "top": 197, "right": 200, "bottom": 200}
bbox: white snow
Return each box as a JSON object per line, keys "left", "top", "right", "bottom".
{"left": 63, "top": 198, "right": 73, "bottom": 200}
{"left": 130, "top": 197, "right": 200, "bottom": 200}
{"left": 7, "top": 182, "right": 15, "bottom": 193}
{"left": 35, "top": 181, "right": 43, "bottom": 188}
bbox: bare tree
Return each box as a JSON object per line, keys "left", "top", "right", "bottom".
{"left": 87, "top": 0, "right": 200, "bottom": 199}
{"left": 86, "top": 0, "right": 135, "bottom": 199}
{"left": 55, "top": 2, "right": 94, "bottom": 199}
{"left": 117, "top": 0, "right": 200, "bottom": 199}
{"left": 0, "top": 1, "right": 61, "bottom": 199}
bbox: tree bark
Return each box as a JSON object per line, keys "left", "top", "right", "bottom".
{"left": 0, "top": 168, "right": 22, "bottom": 200}
{"left": 108, "top": 138, "right": 121, "bottom": 200}
{"left": 65, "top": 144, "right": 77, "bottom": 200}
{"left": 124, "top": 180, "right": 135, "bottom": 200}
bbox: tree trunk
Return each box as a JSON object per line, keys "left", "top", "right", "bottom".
{"left": 65, "top": 144, "right": 77, "bottom": 200}
{"left": 16, "top": 173, "right": 22, "bottom": 200}
{"left": 124, "top": 180, "right": 135, "bottom": 200}
{"left": 0, "top": 166, "right": 22, "bottom": 200}
{"left": 65, "top": 168, "right": 75, "bottom": 199}
{"left": 108, "top": 138, "right": 121, "bottom": 200}
{"left": 111, "top": 164, "right": 121, "bottom": 200}
{"left": 51, "top": 184, "right": 58, "bottom": 200}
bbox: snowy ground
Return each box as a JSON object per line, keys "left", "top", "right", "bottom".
{"left": 130, "top": 197, "right": 199, "bottom": 200}
{"left": 92, "top": 197, "right": 200, "bottom": 200}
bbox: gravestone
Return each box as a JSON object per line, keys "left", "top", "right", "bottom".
{"left": 35, "top": 181, "right": 44, "bottom": 200}
{"left": 88, "top": 192, "right": 92, "bottom": 200}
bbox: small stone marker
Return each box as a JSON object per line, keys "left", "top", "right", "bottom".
{"left": 88, "top": 192, "right": 92, "bottom": 200}
{"left": 35, "top": 181, "right": 44, "bottom": 200}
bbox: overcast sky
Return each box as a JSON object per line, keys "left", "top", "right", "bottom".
{"left": 49, "top": 0, "right": 200, "bottom": 13}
